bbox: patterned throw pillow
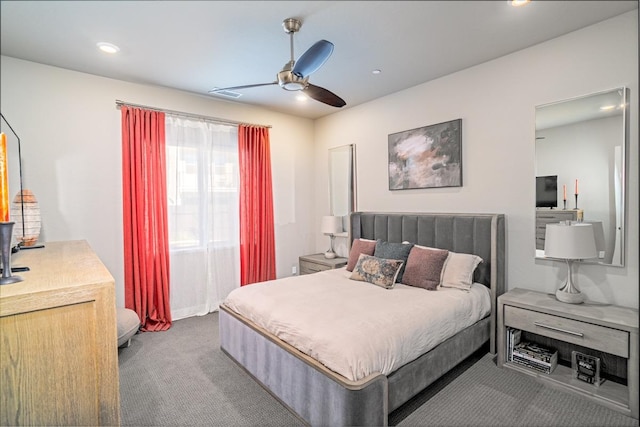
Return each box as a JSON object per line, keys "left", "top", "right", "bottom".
{"left": 346, "top": 238, "right": 377, "bottom": 271}
{"left": 349, "top": 254, "right": 404, "bottom": 289}
{"left": 373, "top": 240, "right": 413, "bottom": 282}
{"left": 402, "top": 246, "right": 450, "bottom": 290}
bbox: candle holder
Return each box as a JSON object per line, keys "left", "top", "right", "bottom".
{"left": 0, "top": 221, "right": 23, "bottom": 285}
{"left": 563, "top": 199, "right": 567, "bottom": 210}
{"left": 575, "top": 194, "right": 579, "bottom": 210}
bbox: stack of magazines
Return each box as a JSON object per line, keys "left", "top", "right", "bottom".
{"left": 506, "top": 328, "right": 558, "bottom": 374}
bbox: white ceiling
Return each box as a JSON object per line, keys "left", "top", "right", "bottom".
{"left": 1, "top": 1, "right": 637, "bottom": 119}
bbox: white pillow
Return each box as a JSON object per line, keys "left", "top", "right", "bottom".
{"left": 440, "top": 252, "right": 483, "bottom": 291}
{"left": 412, "top": 244, "right": 483, "bottom": 291}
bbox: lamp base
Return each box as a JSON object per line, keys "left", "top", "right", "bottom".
{"left": 556, "top": 287, "right": 584, "bottom": 304}
{"left": 324, "top": 250, "right": 336, "bottom": 259}
{"left": 554, "top": 259, "right": 584, "bottom": 304}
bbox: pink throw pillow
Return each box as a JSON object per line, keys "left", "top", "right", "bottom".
{"left": 346, "top": 239, "right": 376, "bottom": 271}
{"left": 401, "top": 246, "right": 450, "bottom": 290}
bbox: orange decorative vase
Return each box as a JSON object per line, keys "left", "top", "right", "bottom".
{"left": 11, "top": 189, "right": 41, "bottom": 247}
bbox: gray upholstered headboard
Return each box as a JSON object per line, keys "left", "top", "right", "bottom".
{"left": 350, "top": 212, "right": 506, "bottom": 352}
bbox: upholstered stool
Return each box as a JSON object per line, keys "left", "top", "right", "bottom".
{"left": 117, "top": 308, "right": 140, "bottom": 348}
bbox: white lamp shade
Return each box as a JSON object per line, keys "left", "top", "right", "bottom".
{"left": 582, "top": 221, "right": 606, "bottom": 252}
{"left": 544, "top": 223, "right": 597, "bottom": 260}
{"left": 321, "top": 216, "right": 342, "bottom": 235}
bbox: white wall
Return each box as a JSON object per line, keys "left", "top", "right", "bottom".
{"left": 314, "top": 12, "right": 639, "bottom": 308}
{"left": 0, "top": 56, "right": 316, "bottom": 307}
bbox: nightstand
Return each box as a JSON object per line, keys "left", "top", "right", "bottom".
{"left": 299, "top": 253, "right": 347, "bottom": 275}
{"left": 497, "top": 288, "right": 638, "bottom": 420}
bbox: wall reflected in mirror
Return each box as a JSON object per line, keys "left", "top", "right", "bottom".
{"left": 535, "top": 88, "right": 628, "bottom": 267}
{"left": 329, "top": 144, "right": 356, "bottom": 234}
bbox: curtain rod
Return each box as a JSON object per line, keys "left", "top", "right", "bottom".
{"left": 115, "top": 100, "right": 272, "bottom": 129}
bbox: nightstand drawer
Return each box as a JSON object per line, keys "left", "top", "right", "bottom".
{"left": 504, "top": 305, "right": 629, "bottom": 358}
{"left": 298, "top": 254, "right": 347, "bottom": 275}
{"left": 299, "top": 261, "right": 330, "bottom": 275}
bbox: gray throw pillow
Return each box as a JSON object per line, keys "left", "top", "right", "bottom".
{"left": 373, "top": 240, "right": 413, "bottom": 283}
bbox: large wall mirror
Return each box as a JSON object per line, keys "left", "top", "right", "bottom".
{"left": 535, "top": 87, "right": 628, "bottom": 266}
{"left": 329, "top": 144, "right": 356, "bottom": 232}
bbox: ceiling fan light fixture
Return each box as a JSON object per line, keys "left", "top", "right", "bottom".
{"left": 277, "top": 70, "right": 308, "bottom": 91}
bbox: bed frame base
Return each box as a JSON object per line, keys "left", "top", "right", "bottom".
{"left": 220, "top": 307, "right": 388, "bottom": 426}
{"left": 220, "top": 307, "right": 489, "bottom": 426}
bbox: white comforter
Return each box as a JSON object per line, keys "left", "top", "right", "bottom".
{"left": 223, "top": 267, "right": 491, "bottom": 382}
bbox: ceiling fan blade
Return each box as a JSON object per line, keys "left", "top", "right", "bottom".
{"left": 303, "top": 83, "right": 346, "bottom": 108}
{"left": 292, "top": 40, "right": 334, "bottom": 78}
{"left": 208, "top": 82, "right": 277, "bottom": 93}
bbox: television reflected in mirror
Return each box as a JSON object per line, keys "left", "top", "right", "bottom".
{"left": 536, "top": 175, "right": 557, "bottom": 208}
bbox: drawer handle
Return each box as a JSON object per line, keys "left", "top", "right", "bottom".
{"left": 534, "top": 322, "right": 584, "bottom": 337}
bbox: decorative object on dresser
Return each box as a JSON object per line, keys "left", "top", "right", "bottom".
{"left": 388, "top": 119, "right": 462, "bottom": 190}
{"left": 0, "top": 240, "right": 121, "bottom": 425}
{"left": 299, "top": 253, "right": 347, "bottom": 275}
{"left": 497, "top": 288, "right": 639, "bottom": 420}
{"left": 0, "top": 221, "right": 22, "bottom": 284}
{"left": 544, "top": 222, "right": 597, "bottom": 304}
{"left": 11, "top": 189, "right": 41, "bottom": 247}
{"left": 320, "top": 215, "right": 342, "bottom": 259}
{"left": 0, "top": 131, "right": 22, "bottom": 285}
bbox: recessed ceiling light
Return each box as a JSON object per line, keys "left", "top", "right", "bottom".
{"left": 372, "top": 69, "right": 382, "bottom": 75}
{"left": 97, "top": 42, "right": 120, "bottom": 54}
{"left": 511, "top": 0, "right": 530, "bottom": 6}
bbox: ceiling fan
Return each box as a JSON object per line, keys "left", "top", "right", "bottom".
{"left": 208, "top": 18, "right": 346, "bottom": 108}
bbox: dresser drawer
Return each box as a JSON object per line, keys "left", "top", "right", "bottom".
{"left": 504, "top": 305, "right": 629, "bottom": 358}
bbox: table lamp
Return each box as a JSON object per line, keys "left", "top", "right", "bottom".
{"left": 544, "top": 222, "right": 597, "bottom": 304}
{"left": 321, "top": 216, "right": 342, "bottom": 259}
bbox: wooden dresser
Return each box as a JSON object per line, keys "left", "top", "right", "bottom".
{"left": 535, "top": 209, "right": 579, "bottom": 250}
{"left": 0, "top": 240, "right": 121, "bottom": 426}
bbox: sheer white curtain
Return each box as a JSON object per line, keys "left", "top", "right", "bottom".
{"left": 165, "top": 116, "right": 240, "bottom": 320}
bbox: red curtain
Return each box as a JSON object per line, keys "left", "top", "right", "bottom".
{"left": 238, "top": 125, "right": 276, "bottom": 285}
{"left": 121, "top": 106, "right": 172, "bottom": 331}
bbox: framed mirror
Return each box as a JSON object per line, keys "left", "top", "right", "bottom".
{"left": 535, "top": 88, "right": 628, "bottom": 266}
{"left": 329, "top": 144, "right": 356, "bottom": 232}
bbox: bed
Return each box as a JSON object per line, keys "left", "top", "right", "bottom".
{"left": 220, "top": 212, "right": 505, "bottom": 426}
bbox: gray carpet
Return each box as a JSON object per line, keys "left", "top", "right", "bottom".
{"left": 118, "top": 312, "right": 639, "bottom": 427}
